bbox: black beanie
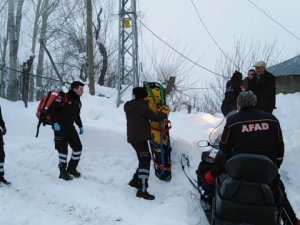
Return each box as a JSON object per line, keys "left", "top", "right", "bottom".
{"left": 133, "top": 87, "right": 148, "bottom": 99}
{"left": 231, "top": 71, "right": 243, "bottom": 81}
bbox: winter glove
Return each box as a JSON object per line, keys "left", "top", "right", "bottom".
{"left": 204, "top": 170, "right": 215, "bottom": 185}
{"left": 160, "top": 105, "right": 171, "bottom": 115}
{"left": 276, "top": 158, "right": 283, "bottom": 168}
{"left": 79, "top": 127, "right": 84, "bottom": 135}
{"left": 0, "top": 126, "right": 6, "bottom": 135}
{"left": 200, "top": 181, "right": 215, "bottom": 201}
{"left": 53, "top": 123, "right": 61, "bottom": 131}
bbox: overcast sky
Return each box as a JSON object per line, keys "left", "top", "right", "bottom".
{"left": 137, "top": 0, "right": 300, "bottom": 86}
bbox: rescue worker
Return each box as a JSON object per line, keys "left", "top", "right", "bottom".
{"left": 0, "top": 105, "right": 10, "bottom": 185}
{"left": 51, "top": 81, "right": 84, "bottom": 181}
{"left": 124, "top": 87, "right": 170, "bottom": 200}
{"left": 205, "top": 91, "right": 299, "bottom": 225}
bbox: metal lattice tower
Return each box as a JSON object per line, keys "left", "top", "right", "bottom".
{"left": 117, "top": 0, "right": 139, "bottom": 107}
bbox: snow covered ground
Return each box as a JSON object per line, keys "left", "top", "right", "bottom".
{"left": 0, "top": 87, "right": 299, "bottom": 225}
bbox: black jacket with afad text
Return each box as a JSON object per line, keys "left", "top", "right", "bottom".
{"left": 256, "top": 71, "right": 276, "bottom": 113}
{"left": 124, "top": 99, "right": 167, "bottom": 144}
{"left": 51, "top": 90, "right": 83, "bottom": 128}
{"left": 212, "top": 107, "right": 284, "bottom": 177}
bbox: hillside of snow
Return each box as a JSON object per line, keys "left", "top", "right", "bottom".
{"left": 0, "top": 87, "right": 299, "bottom": 225}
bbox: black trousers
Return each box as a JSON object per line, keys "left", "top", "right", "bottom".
{"left": 54, "top": 125, "right": 82, "bottom": 170}
{"left": 272, "top": 177, "right": 298, "bottom": 225}
{"left": 0, "top": 139, "right": 4, "bottom": 176}
{"left": 131, "top": 141, "right": 151, "bottom": 192}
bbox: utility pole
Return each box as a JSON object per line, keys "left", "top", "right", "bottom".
{"left": 117, "top": 0, "right": 139, "bottom": 107}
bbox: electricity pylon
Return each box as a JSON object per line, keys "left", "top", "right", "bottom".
{"left": 117, "top": 0, "right": 139, "bottom": 106}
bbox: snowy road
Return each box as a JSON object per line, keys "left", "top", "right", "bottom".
{"left": 0, "top": 90, "right": 299, "bottom": 225}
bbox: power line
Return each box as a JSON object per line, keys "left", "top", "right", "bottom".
{"left": 177, "top": 85, "right": 221, "bottom": 90}
{"left": 137, "top": 19, "right": 225, "bottom": 78}
{"left": 247, "top": 0, "right": 300, "bottom": 41}
{"left": 189, "top": 0, "right": 238, "bottom": 68}
{"left": 0, "top": 64, "right": 70, "bottom": 84}
{"left": 140, "top": 30, "right": 160, "bottom": 79}
{"left": 140, "top": 26, "right": 221, "bottom": 91}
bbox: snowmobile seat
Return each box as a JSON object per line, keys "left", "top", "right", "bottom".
{"left": 212, "top": 154, "right": 280, "bottom": 225}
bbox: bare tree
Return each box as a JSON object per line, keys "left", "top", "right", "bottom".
{"left": 202, "top": 38, "right": 280, "bottom": 114}
{"left": 29, "top": 0, "right": 43, "bottom": 101}
{"left": 7, "top": 0, "right": 24, "bottom": 101}
{"left": 0, "top": 5, "right": 9, "bottom": 97}
{"left": 141, "top": 41, "right": 199, "bottom": 111}
{"left": 86, "top": 0, "right": 95, "bottom": 95}
{"left": 0, "top": 0, "right": 8, "bottom": 14}
{"left": 94, "top": 8, "right": 108, "bottom": 86}
{"left": 36, "top": 0, "right": 59, "bottom": 99}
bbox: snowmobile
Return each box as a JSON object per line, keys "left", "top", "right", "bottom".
{"left": 182, "top": 140, "right": 289, "bottom": 225}
{"left": 144, "top": 82, "right": 172, "bottom": 181}
{"left": 211, "top": 153, "right": 282, "bottom": 225}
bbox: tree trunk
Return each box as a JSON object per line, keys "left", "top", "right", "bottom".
{"left": 36, "top": 0, "right": 50, "bottom": 100}
{"left": 97, "top": 42, "right": 108, "bottom": 86}
{"left": 94, "top": 8, "right": 108, "bottom": 86}
{"left": 0, "top": 18, "right": 9, "bottom": 98}
{"left": 29, "top": 0, "right": 42, "bottom": 101}
{"left": 7, "top": 0, "right": 18, "bottom": 101}
{"left": 86, "top": 0, "right": 95, "bottom": 95}
{"left": 15, "top": 0, "right": 24, "bottom": 51}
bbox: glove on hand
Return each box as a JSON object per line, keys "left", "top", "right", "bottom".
{"left": 53, "top": 123, "right": 61, "bottom": 131}
{"left": 161, "top": 105, "right": 171, "bottom": 115}
{"left": 204, "top": 170, "right": 215, "bottom": 185}
{"left": 79, "top": 127, "right": 84, "bottom": 135}
{"left": 0, "top": 126, "right": 6, "bottom": 135}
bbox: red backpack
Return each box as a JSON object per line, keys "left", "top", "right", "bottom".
{"left": 35, "top": 91, "right": 67, "bottom": 137}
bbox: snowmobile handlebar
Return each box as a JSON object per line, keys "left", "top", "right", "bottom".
{"left": 197, "top": 140, "right": 219, "bottom": 150}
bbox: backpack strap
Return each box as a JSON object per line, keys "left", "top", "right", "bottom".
{"left": 35, "top": 119, "right": 42, "bottom": 138}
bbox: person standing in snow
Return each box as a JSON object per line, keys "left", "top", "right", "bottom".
{"left": 0, "top": 105, "right": 10, "bottom": 185}
{"left": 204, "top": 91, "right": 299, "bottom": 225}
{"left": 243, "top": 69, "right": 257, "bottom": 93}
{"left": 254, "top": 61, "right": 276, "bottom": 113}
{"left": 211, "top": 71, "right": 243, "bottom": 147}
{"left": 51, "top": 81, "right": 84, "bottom": 181}
{"left": 221, "top": 71, "right": 244, "bottom": 118}
{"left": 124, "top": 87, "right": 170, "bottom": 200}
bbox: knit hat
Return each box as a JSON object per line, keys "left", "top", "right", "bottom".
{"left": 133, "top": 87, "right": 148, "bottom": 100}
{"left": 237, "top": 90, "right": 257, "bottom": 109}
{"left": 231, "top": 71, "right": 243, "bottom": 81}
{"left": 254, "top": 61, "right": 266, "bottom": 68}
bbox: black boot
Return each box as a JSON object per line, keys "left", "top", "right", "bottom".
{"left": 59, "top": 169, "right": 73, "bottom": 181}
{"left": 0, "top": 176, "right": 11, "bottom": 185}
{"left": 67, "top": 168, "right": 81, "bottom": 178}
{"left": 128, "top": 170, "right": 138, "bottom": 189}
{"left": 128, "top": 178, "right": 139, "bottom": 189}
{"left": 136, "top": 177, "right": 155, "bottom": 200}
{"left": 136, "top": 190, "right": 155, "bottom": 200}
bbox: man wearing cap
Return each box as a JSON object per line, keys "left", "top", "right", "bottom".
{"left": 124, "top": 87, "right": 170, "bottom": 200}
{"left": 204, "top": 91, "right": 299, "bottom": 225}
{"left": 254, "top": 61, "right": 276, "bottom": 113}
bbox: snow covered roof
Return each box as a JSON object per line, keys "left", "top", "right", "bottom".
{"left": 267, "top": 55, "right": 300, "bottom": 76}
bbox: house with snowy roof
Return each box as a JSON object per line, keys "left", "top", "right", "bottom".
{"left": 268, "top": 54, "right": 300, "bottom": 94}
